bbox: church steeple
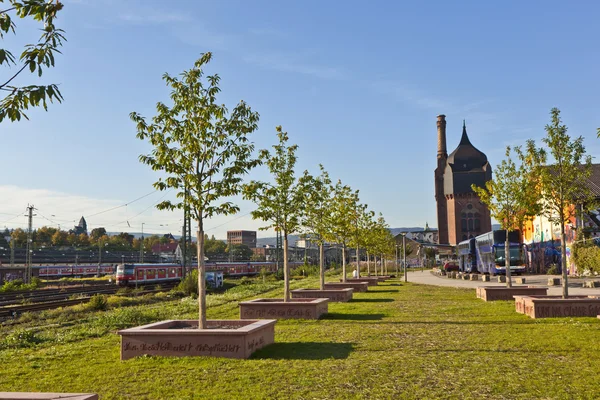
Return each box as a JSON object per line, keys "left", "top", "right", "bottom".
{"left": 459, "top": 120, "right": 471, "bottom": 145}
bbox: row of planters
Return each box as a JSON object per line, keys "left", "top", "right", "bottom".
{"left": 118, "top": 272, "right": 393, "bottom": 360}
{"left": 119, "top": 53, "right": 397, "bottom": 361}
{"left": 477, "top": 282, "right": 600, "bottom": 319}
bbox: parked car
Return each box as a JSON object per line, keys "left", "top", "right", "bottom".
{"left": 443, "top": 262, "right": 460, "bottom": 272}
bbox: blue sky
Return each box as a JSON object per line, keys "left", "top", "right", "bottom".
{"left": 2, "top": 0, "right": 600, "bottom": 239}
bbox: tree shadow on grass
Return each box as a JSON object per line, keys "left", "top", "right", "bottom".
{"left": 322, "top": 313, "right": 385, "bottom": 321}
{"left": 350, "top": 298, "right": 394, "bottom": 303}
{"left": 371, "top": 290, "right": 399, "bottom": 293}
{"left": 252, "top": 342, "right": 354, "bottom": 360}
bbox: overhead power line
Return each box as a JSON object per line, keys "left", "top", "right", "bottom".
{"left": 86, "top": 189, "right": 158, "bottom": 218}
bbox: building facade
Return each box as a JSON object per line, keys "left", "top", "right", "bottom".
{"left": 226, "top": 230, "right": 257, "bottom": 248}
{"left": 434, "top": 115, "right": 493, "bottom": 245}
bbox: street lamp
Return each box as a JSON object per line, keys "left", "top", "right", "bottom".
{"left": 401, "top": 233, "right": 407, "bottom": 283}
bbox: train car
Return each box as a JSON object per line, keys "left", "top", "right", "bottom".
{"left": 116, "top": 263, "right": 182, "bottom": 286}
{"left": 36, "top": 264, "right": 116, "bottom": 278}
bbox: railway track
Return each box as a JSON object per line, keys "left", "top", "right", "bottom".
{"left": 0, "top": 283, "right": 178, "bottom": 319}
{"left": 0, "top": 284, "right": 114, "bottom": 303}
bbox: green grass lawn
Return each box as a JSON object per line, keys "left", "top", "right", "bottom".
{"left": 1, "top": 277, "right": 599, "bottom": 399}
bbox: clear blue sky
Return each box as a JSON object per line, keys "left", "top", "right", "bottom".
{"left": 2, "top": 0, "right": 600, "bottom": 239}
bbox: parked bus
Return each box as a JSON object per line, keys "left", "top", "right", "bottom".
{"left": 457, "top": 230, "right": 527, "bottom": 275}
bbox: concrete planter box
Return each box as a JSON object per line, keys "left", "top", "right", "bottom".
{"left": 375, "top": 276, "right": 391, "bottom": 282}
{"left": 476, "top": 286, "right": 548, "bottom": 301}
{"left": 515, "top": 277, "right": 526, "bottom": 284}
{"left": 497, "top": 276, "right": 506, "bottom": 283}
{"left": 291, "top": 288, "right": 353, "bottom": 302}
{"left": 583, "top": 280, "right": 600, "bottom": 288}
{"left": 0, "top": 394, "right": 98, "bottom": 400}
{"left": 514, "top": 295, "right": 600, "bottom": 319}
{"left": 239, "top": 298, "right": 328, "bottom": 320}
{"left": 469, "top": 274, "right": 479, "bottom": 281}
{"left": 481, "top": 275, "right": 490, "bottom": 282}
{"left": 341, "top": 278, "right": 379, "bottom": 286}
{"left": 118, "top": 319, "right": 276, "bottom": 361}
{"left": 323, "top": 282, "right": 369, "bottom": 292}
{"left": 548, "top": 278, "right": 561, "bottom": 286}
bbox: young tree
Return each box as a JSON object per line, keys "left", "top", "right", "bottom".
{"left": 1, "top": 0, "right": 65, "bottom": 122}
{"left": 326, "top": 180, "right": 357, "bottom": 282}
{"left": 243, "top": 127, "right": 307, "bottom": 302}
{"left": 349, "top": 198, "right": 373, "bottom": 278}
{"left": 527, "top": 108, "right": 594, "bottom": 298}
{"left": 132, "top": 52, "right": 260, "bottom": 328}
{"left": 299, "top": 165, "right": 333, "bottom": 290}
{"left": 473, "top": 144, "right": 541, "bottom": 288}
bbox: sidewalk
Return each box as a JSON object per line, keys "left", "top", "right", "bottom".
{"left": 405, "top": 270, "right": 600, "bottom": 296}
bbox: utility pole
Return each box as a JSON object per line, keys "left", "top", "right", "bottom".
{"left": 139, "top": 223, "right": 145, "bottom": 263}
{"left": 98, "top": 241, "right": 102, "bottom": 277}
{"left": 9, "top": 237, "right": 14, "bottom": 268}
{"left": 25, "top": 205, "right": 36, "bottom": 283}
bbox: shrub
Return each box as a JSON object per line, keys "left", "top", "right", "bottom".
{"left": 177, "top": 269, "right": 198, "bottom": 297}
{"left": 572, "top": 242, "right": 600, "bottom": 275}
{"left": 547, "top": 264, "right": 560, "bottom": 275}
{"left": 239, "top": 276, "right": 253, "bottom": 285}
{"left": 87, "top": 294, "right": 108, "bottom": 311}
{"left": 1, "top": 328, "right": 40, "bottom": 349}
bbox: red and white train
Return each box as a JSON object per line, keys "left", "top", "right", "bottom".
{"left": 115, "top": 261, "right": 302, "bottom": 286}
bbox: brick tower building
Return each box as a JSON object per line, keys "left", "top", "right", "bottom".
{"left": 434, "top": 115, "right": 493, "bottom": 245}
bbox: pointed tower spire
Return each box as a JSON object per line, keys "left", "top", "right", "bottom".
{"left": 459, "top": 119, "right": 471, "bottom": 145}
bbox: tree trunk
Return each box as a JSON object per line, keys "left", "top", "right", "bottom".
{"left": 561, "top": 223, "right": 568, "bottom": 298}
{"left": 197, "top": 220, "right": 206, "bottom": 329}
{"left": 319, "top": 243, "right": 324, "bottom": 291}
{"left": 342, "top": 245, "right": 347, "bottom": 282}
{"left": 367, "top": 251, "right": 370, "bottom": 276}
{"left": 382, "top": 254, "right": 385, "bottom": 275}
{"left": 284, "top": 234, "right": 290, "bottom": 302}
{"left": 374, "top": 255, "right": 378, "bottom": 276}
{"left": 505, "top": 228, "right": 512, "bottom": 288}
{"left": 356, "top": 245, "right": 360, "bottom": 278}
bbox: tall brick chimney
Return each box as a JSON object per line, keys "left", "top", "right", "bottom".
{"left": 437, "top": 114, "right": 447, "bottom": 159}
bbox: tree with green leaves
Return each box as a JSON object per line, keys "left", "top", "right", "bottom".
{"left": 349, "top": 198, "right": 373, "bottom": 278}
{"left": 228, "top": 244, "right": 253, "bottom": 261}
{"left": 1, "top": 0, "right": 65, "bottom": 122}
{"left": 326, "top": 180, "right": 357, "bottom": 282}
{"left": 299, "top": 165, "right": 333, "bottom": 290}
{"left": 243, "top": 126, "right": 306, "bottom": 302}
{"left": 473, "top": 143, "right": 541, "bottom": 288}
{"left": 131, "top": 52, "right": 260, "bottom": 328}
{"left": 526, "top": 108, "right": 593, "bottom": 298}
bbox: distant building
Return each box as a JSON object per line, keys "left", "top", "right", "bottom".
{"left": 227, "top": 230, "right": 257, "bottom": 248}
{"left": 70, "top": 216, "right": 87, "bottom": 235}
{"left": 151, "top": 242, "right": 180, "bottom": 262}
{"left": 434, "top": 115, "right": 493, "bottom": 245}
{"left": 295, "top": 238, "right": 318, "bottom": 249}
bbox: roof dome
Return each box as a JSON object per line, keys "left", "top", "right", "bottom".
{"left": 446, "top": 121, "right": 488, "bottom": 172}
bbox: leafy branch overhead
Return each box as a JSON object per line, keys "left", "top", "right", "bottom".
{"left": 1, "top": 0, "right": 65, "bottom": 122}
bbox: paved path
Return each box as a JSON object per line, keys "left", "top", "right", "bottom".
{"left": 404, "top": 270, "right": 600, "bottom": 296}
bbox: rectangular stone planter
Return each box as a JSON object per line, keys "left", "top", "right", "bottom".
{"left": 324, "top": 282, "right": 369, "bottom": 292}
{"left": 476, "top": 286, "right": 548, "bottom": 301}
{"left": 548, "top": 278, "right": 561, "bottom": 286}
{"left": 291, "top": 288, "right": 353, "bottom": 302}
{"left": 118, "top": 319, "right": 276, "bottom": 361}
{"left": 375, "top": 276, "right": 391, "bottom": 282}
{"left": 514, "top": 295, "right": 600, "bottom": 319}
{"left": 470, "top": 274, "right": 479, "bottom": 281}
{"left": 239, "top": 298, "right": 328, "bottom": 320}
{"left": 515, "top": 277, "right": 526, "bottom": 284}
{"left": 583, "top": 280, "right": 600, "bottom": 288}
{"left": 341, "top": 278, "right": 379, "bottom": 286}
{"left": 481, "top": 275, "right": 490, "bottom": 282}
